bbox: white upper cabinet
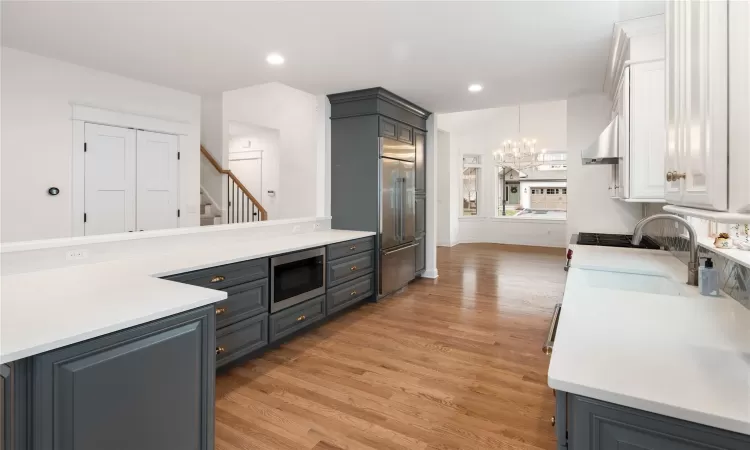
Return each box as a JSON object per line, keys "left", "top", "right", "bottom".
{"left": 629, "top": 60, "right": 667, "bottom": 200}
{"left": 665, "top": 0, "right": 728, "bottom": 211}
{"left": 604, "top": 15, "right": 667, "bottom": 202}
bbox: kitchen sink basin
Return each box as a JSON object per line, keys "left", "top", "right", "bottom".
{"left": 580, "top": 269, "right": 686, "bottom": 296}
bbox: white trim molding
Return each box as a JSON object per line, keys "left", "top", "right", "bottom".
{"left": 71, "top": 104, "right": 191, "bottom": 135}
{"left": 71, "top": 104, "right": 190, "bottom": 237}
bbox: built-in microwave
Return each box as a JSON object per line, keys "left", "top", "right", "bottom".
{"left": 270, "top": 247, "right": 326, "bottom": 313}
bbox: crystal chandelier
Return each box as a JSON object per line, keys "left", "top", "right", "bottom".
{"left": 493, "top": 138, "right": 545, "bottom": 171}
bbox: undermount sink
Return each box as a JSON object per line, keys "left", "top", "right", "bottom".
{"left": 580, "top": 269, "right": 686, "bottom": 296}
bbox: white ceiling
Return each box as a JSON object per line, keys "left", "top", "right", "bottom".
{"left": 1, "top": 1, "right": 664, "bottom": 113}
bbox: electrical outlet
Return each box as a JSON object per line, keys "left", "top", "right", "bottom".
{"left": 66, "top": 249, "right": 89, "bottom": 261}
{"left": 292, "top": 225, "right": 301, "bottom": 233}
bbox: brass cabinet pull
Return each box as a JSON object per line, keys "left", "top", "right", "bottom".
{"left": 296, "top": 315, "right": 306, "bottom": 322}
{"left": 350, "top": 291, "right": 357, "bottom": 296}
{"left": 673, "top": 172, "right": 686, "bottom": 180}
{"left": 350, "top": 266, "right": 358, "bottom": 271}
{"left": 215, "top": 307, "right": 227, "bottom": 315}
{"left": 666, "top": 171, "right": 674, "bottom": 182}
{"left": 349, "top": 245, "right": 357, "bottom": 250}
{"left": 551, "top": 416, "right": 556, "bottom": 426}
{"left": 215, "top": 346, "right": 226, "bottom": 355}
{"left": 210, "top": 275, "right": 225, "bottom": 283}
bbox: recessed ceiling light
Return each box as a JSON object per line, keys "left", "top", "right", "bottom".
{"left": 468, "top": 84, "right": 483, "bottom": 93}
{"left": 266, "top": 53, "right": 285, "bottom": 65}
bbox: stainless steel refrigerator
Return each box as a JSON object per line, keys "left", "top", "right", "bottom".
{"left": 380, "top": 137, "right": 417, "bottom": 296}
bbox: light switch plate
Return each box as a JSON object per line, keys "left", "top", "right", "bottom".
{"left": 66, "top": 249, "right": 89, "bottom": 260}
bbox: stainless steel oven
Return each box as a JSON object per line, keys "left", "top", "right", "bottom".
{"left": 270, "top": 247, "right": 326, "bottom": 313}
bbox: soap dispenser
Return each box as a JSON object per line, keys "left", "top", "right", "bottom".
{"left": 699, "top": 257, "right": 720, "bottom": 297}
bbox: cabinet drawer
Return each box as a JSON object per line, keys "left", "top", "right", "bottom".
{"left": 397, "top": 123, "right": 414, "bottom": 144}
{"left": 269, "top": 296, "right": 326, "bottom": 343}
{"left": 214, "top": 279, "right": 268, "bottom": 329}
{"left": 327, "top": 251, "right": 374, "bottom": 287}
{"left": 215, "top": 313, "right": 268, "bottom": 368}
{"left": 164, "top": 258, "right": 268, "bottom": 289}
{"left": 327, "top": 236, "right": 374, "bottom": 261}
{"left": 379, "top": 117, "right": 397, "bottom": 139}
{"left": 327, "top": 273, "right": 374, "bottom": 315}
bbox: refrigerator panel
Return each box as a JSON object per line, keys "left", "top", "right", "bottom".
{"left": 381, "top": 137, "right": 416, "bottom": 162}
{"left": 400, "top": 160, "right": 416, "bottom": 244}
{"left": 380, "top": 157, "right": 401, "bottom": 249}
{"left": 380, "top": 242, "right": 417, "bottom": 296}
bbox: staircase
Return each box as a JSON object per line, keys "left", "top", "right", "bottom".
{"left": 200, "top": 189, "right": 222, "bottom": 226}
{"left": 200, "top": 145, "right": 267, "bottom": 225}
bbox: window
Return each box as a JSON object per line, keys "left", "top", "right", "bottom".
{"left": 462, "top": 155, "right": 481, "bottom": 216}
{"left": 497, "top": 160, "right": 568, "bottom": 219}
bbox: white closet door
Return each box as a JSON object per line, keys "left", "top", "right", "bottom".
{"left": 84, "top": 123, "right": 136, "bottom": 236}
{"left": 136, "top": 130, "right": 179, "bottom": 231}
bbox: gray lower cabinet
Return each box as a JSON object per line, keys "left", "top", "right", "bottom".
{"left": 31, "top": 306, "right": 215, "bottom": 450}
{"left": 214, "top": 278, "right": 268, "bottom": 329}
{"left": 559, "top": 392, "right": 750, "bottom": 450}
{"left": 216, "top": 313, "right": 268, "bottom": 368}
{"left": 415, "top": 130, "right": 426, "bottom": 193}
{"left": 327, "top": 236, "right": 374, "bottom": 260}
{"left": 415, "top": 195, "right": 425, "bottom": 236}
{"left": 327, "top": 273, "right": 374, "bottom": 315}
{"left": 327, "top": 251, "right": 374, "bottom": 287}
{"left": 269, "top": 295, "right": 326, "bottom": 342}
{"left": 163, "top": 258, "right": 268, "bottom": 289}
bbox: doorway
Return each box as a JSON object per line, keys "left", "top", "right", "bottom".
{"left": 228, "top": 151, "right": 263, "bottom": 221}
{"left": 84, "top": 123, "right": 179, "bottom": 235}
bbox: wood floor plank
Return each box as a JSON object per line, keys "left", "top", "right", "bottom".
{"left": 216, "top": 243, "right": 564, "bottom": 449}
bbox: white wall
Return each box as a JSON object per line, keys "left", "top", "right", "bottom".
{"left": 437, "top": 99, "right": 568, "bottom": 247}
{"left": 222, "top": 82, "right": 318, "bottom": 220}
{"left": 227, "top": 121, "right": 281, "bottom": 219}
{"left": 566, "top": 94, "right": 641, "bottom": 238}
{"left": 436, "top": 129, "right": 452, "bottom": 246}
{"left": 1, "top": 47, "right": 202, "bottom": 242}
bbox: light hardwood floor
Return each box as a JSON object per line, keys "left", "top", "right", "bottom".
{"left": 215, "top": 243, "right": 567, "bottom": 450}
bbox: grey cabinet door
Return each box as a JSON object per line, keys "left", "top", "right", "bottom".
{"left": 415, "top": 236, "right": 425, "bottom": 274}
{"left": 415, "top": 130, "right": 426, "bottom": 193}
{"left": 214, "top": 278, "right": 268, "bottom": 329}
{"left": 415, "top": 195, "right": 425, "bottom": 236}
{"left": 379, "top": 117, "right": 397, "bottom": 139}
{"left": 327, "top": 236, "right": 375, "bottom": 261}
{"left": 216, "top": 313, "right": 268, "bottom": 368}
{"left": 570, "top": 395, "right": 750, "bottom": 450}
{"left": 326, "top": 273, "right": 374, "bottom": 315}
{"left": 327, "top": 251, "right": 375, "bottom": 287}
{"left": 32, "top": 306, "right": 215, "bottom": 450}
{"left": 397, "top": 123, "right": 414, "bottom": 144}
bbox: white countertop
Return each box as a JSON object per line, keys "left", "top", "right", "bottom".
{"left": 0, "top": 229, "right": 374, "bottom": 364}
{"left": 549, "top": 244, "right": 750, "bottom": 435}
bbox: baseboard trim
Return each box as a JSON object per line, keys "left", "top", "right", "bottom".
{"left": 421, "top": 269, "right": 439, "bottom": 279}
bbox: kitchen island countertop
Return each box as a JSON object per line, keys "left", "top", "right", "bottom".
{"left": 0, "top": 229, "right": 375, "bottom": 364}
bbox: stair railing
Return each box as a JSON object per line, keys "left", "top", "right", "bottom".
{"left": 200, "top": 146, "right": 268, "bottom": 222}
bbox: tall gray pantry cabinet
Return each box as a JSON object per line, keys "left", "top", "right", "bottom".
{"left": 328, "top": 87, "right": 431, "bottom": 296}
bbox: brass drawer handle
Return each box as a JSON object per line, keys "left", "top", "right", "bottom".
{"left": 674, "top": 172, "right": 686, "bottom": 180}
{"left": 296, "top": 315, "right": 306, "bottom": 322}
{"left": 349, "top": 245, "right": 357, "bottom": 250}
{"left": 551, "top": 416, "right": 556, "bottom": 426}
{"left": 350, "top": 266, "right": 358, "bottom": 271}
{"left": 210, "top": 275, "right": 225, "bottom": 283}
{"left": 350, "top": 291, "right": 357, "bottom": 296}
{"left": 666, "top": 171, "right": 673, "bottom": 182}
{"left": 215, "top": 307, "right": 227, "bottom": 315}
{"left": 215, "top": 346, "right": 226, "bottom": 355}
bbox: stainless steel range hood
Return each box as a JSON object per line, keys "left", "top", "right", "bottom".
{"left": 582, "top": 117, "right": 619, "bottom": 165}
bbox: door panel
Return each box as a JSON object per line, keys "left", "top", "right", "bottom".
{"left": 630, "top": 61, "right": 667, "bottom": 199}
{"left": 136, "top": 130, "right": 179, "bottom": 231}
{"left": 84, "top": 124, "right": 136, "bottom": 235}
{"left": 414, "top": 131, "right": 426, "bottom": 192}
{"left": 666, "top": 0, "right": 728, "bottom": 210}
{"left": 401, "top": 161, "right": 416, "bottom": 243}
{"left": 381, "top": 157, "right": 401, "bottom": 249}
{"left": 617, "top": 67, "right": 631, "bottom": 199}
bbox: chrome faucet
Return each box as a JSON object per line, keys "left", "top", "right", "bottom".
{"left": 631, "top": 214, "right": 699, "bottom": 286}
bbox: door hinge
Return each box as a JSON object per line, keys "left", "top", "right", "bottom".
{"left": 84, "top": 142, "right": 87, "bottom": 152}
{"left": 177, "top": 209, "right": 181, "bottom": 218}
{"left": 177, "top": 152, "right": 180, "bottom": 160}
{"left": 84, "top": 213, "right": 87, "bottom": 223}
